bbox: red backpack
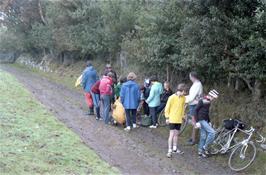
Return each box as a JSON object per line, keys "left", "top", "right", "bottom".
{"left": 91, "top": 80, "right": 100, "bottom": 94}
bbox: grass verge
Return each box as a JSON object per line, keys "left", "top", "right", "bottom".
{"left": 0, "top": 69, "right": 119, "bottom": 175}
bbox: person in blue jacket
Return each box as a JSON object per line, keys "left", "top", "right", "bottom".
{"left": 146, "top": 75, "right": 163, "bottom": 128}
{"left": 120, "top": 72, "right": 140, "bottom": 131}
{"left": 81, "top": 61, "right": 101, "bottom": 119}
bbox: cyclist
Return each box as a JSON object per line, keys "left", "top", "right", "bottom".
{"left": 185, "top": 72, "right": 203, "bottom": 145}
{"left": 165, "top": 83, "right": 187, "bottom": 157}
{"left": 194, "top": 89, "right": 219, "bottom": 158}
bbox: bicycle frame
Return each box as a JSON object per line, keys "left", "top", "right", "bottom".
{"left": 218, "top": 125, "right": 255, "bottom": 153}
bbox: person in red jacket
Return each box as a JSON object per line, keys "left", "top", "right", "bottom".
{"left": 99, "top": 72, "right": 113, "bottom": 124}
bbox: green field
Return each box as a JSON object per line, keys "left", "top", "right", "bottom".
{"left": 0, "top": 69, "right": 119, "bottom": 175}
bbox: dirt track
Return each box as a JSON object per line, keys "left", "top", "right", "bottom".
{"left": 1, "top": 64, "right": 235, "bottom": 175}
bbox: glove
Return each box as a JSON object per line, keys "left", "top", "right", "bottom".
{"left": 195, "top": 122, "right": 201, "bottom": 129}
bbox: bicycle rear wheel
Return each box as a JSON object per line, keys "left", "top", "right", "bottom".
{"left": 178, "top": 115, "right": 188, "bottom": 136}
{"left": 158, "top": 109, "right": 166, "bottom": 127}
{"left": 228, "top": 141, "right": 256, "bottom": 171}
{"left": 209, "top": 128, "right": 227, "bottom": 154}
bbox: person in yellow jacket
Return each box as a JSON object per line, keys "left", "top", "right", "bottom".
{"left": 112, "top": 98, "right": 126, "bottom": 125}
{"left": 165, "top": 83, "right": 186, "bottom": 158}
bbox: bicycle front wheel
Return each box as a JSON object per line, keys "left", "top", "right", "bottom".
{"left": 228, "top": 141, "right": 256, "bottom": 171}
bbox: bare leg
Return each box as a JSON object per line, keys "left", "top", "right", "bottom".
{"left": 173, "top": 130, "right": 179, "bottom": 149}
{"left": 168, "top": 130, "right": 174, "bottom": 152}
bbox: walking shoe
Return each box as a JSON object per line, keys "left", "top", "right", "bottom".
{"left": 187, "top": 138, "right": 195, "bottom": 145}
{"left": 203, "top": 149, "right": 210, "bottom": 155}
{"left": 89, "top": 108, "right": 94, "bottom": 115}
{"left": 85, "top": 112, "right": 90, "bottom": 116}
{"left": 166, "top": 152, "right": 172, "bottom": 158}
{"left": 202, "top": 146, "right": 210, "bottom": 155}
{"left": 149, "top": 125, "right": 157, "bottom": 129}
{"left": 133, "top": 124, "right": 138, "bottom": 129}
{"left": 124, "top": 126, "right": 131, "bottom": 131}
{"left": 173, "top": 149, "right": 184, "bottom": 154}
{"left": 198, "top": 151, "right": 207, "bottom": 158}
{"left": 96, "top": 117, "right": 99, "bottom": 120}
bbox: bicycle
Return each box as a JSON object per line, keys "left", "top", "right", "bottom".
{"left": 209, "top": 119, "right": 265, "bottom": 172}
{"left": 157, "top": 107, "right": 189, "bottom": 136}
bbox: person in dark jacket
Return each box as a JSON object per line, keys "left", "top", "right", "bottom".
{"left": 120, "top": 72, "right": 140, "bottom": 131}
{"left": 194, "top": 89, "right": 219, "bottom": 158}
{"left": 81, "top": 61, "right": 100, "bottom": 117}
{"left": 104, "top": 64, "right": 117, "bottom": 84}
{"left": 157, "top": 81, "right": 173, "bottom": 114}
{"left": 138, "top": 79, "right": 151, "bottom": 116}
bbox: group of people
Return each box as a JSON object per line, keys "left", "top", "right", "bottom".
{"left": 81, "top": 61, "right": 219, "bottom": 158}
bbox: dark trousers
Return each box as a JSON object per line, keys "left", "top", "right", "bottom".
{"left": 156, "top": 102, "right": 166, "bottom": 114}
{"left": 150, "top": 107, "right": 158, "bottom": 126}
{"left": 101, "top": 95, "right": 111, "bottom": 124}
{"left": 143, "top": 102, "right": 149, "bottom": 116}
{"left": 125, "top": 109, "right": 137, "bottom": 127}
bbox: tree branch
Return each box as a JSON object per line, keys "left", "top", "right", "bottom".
{"left": 240, "top": 77, "right": 254, "bottom": 92}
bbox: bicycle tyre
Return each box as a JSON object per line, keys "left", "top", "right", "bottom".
{"left": 228, "top": 141, "right": 256, "bottom": 171}
{"left": 158, "top": 109, "right": 166, "bottom": 127}
{"left": 178, "top": 115, "right": 188, "bottom": 136}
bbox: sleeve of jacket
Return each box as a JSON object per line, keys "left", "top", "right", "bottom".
{"left": 146, "top": 86, "right": 155, "bottom": 104}
{"left": 185, "top": 83, "right": 202, "bottom": 103}
{"left": 96, "top": 72, "right": 99, "bottom": 81}
{"left": 137, "top": 85, "right": 141, "bottom": 103}
{"left": 81, "top": 71, "right": 87, "bottom": 89}
{"left": 194, "top": 100, "right": 203, "bottom": 122}
{"left": 164, "top": 97, "right": 171, "bottom": 119}
{"left": 120, "top": 85, "right": 125, "bottom": 105}
{"left": 160, "top": 83, "right": 163, "bottom": 94}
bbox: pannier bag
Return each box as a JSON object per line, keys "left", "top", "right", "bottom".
{"left": 223, "top": 119, "right": 245, "bottom": 130}
{"left": 140, "top": 115, "right": 152, "bottom": 127}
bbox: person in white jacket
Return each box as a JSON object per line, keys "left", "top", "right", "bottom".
{"left": 185, "top": 72, "right": 203, "bottom": 145}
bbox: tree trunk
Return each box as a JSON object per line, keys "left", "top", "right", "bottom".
{"left": 38, "top": 0, "right": 46, "bottom": 25}
{"left": 166, "top": 64, "right": 169, "bottom": 82}
{"left": 253, "top": 79, "right": 262, "bottom": 101}
{"left": 235, "top": 78, "right": 239, "bottom": 91}
{"left": 227, "top": 75, "right": 232, "bottom": 87}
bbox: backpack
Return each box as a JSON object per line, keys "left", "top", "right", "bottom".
{"left": 91, "top": 80, "right": 100, "bottom": 94}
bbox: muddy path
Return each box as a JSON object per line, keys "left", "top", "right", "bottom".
{"left": 1, "top": 64, "right": 235, "bottom": 175}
